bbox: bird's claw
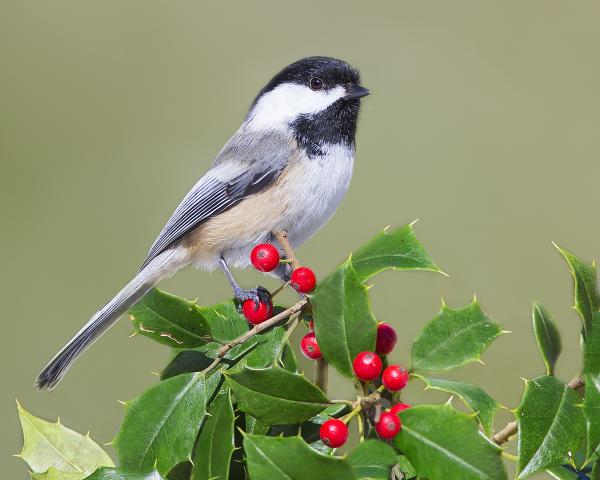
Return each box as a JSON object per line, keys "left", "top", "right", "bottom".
{"left": 235, "top": 286, "right": 272, "bottom": 311}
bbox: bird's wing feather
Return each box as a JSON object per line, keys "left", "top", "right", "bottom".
{"left": 139, "top": 131, "right": 291, "bottom": 270}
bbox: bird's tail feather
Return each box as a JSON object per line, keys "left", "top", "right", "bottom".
{"left": 35, "top": 248, "right": 188, "bottom": 390}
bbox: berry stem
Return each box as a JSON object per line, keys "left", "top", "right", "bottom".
{"left": 342, "top": 404, "right": 363, "bottom": 424}
{"left": 357, "top": 410, "right": 364, "bottom": 442}
{"left": 274, "top": 312, "right": 301, "bottom": 366}
{"left": 330, "top": 399, "right": 354, "bottom": 406}
{"left": 273, "top": 229, "right": 301, "bottom": 269}
{"left": 270, "top": 281, "right": 290, "bottom": 298}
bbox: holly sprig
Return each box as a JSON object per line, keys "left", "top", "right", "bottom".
{"left": 16, "top": 225, "right": 600, "bottom": 480}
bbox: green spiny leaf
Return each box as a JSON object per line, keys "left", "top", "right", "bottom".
{"left": 17, "top": 403, "right": 113, "bottom": 476}
{"left": 191, "top": 388, "right": 235, "bottom": 480}
{"left": 584, "top": 312, "right": 600, "bottom": 460}
{"left": 393, "top": 404, "right": 506, "bottom": 480}
{"left": 195, "top": 300, "right": 247, "bottom": 342}
{"left": 244, "top": 414, "right": 269, "bottom": 436}
{"left": 516, "top": 375, "right": 585, "bottom": 478}
{"left": 555, "top": 245, "right": 600, "bottom": 339}
{"left": 312, "top": 258, "right": 377, "bottom": 378}
{"left": 350, "top": 223, "right": 441, "bottom": 281}
{"left": 532, "top": 303, "right": 562, "bottom": 376}
{"left": 547, "top": 466, "right": 583, "bottom": 479}
{"left": 32, "top": 468, "right": 88, "bottom": 480}
{"left": 395, "top": 456, "right": 417, "bottom": 479}
{"left": 347, "top": 440, "right": 397, "bottom": 479}
{"left": 160, "top": 349, "right": 216, "bottom": 380}
{"left": 243, "top": 434, "right": 357, "bottom": 479}
{"left": 114, "top": 372, "right": 212, "bottom": 476}
{"left": 129, "top": 289, "right": 211, "bottom": 348}
{"left": 411, "top": 299, "right": 502, "bottom": 372}
{"left": 84, "top": 468, "right": 165, "bottom": 480}
{"left": 412, "top": 374, "right": 501, "bottom": 435}
{"left": 225, "top": 366, "right": 329, "bottom": 424}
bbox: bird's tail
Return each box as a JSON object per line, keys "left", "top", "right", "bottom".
{"left": 35, "top": 248, "right": 189, "bottom": 390}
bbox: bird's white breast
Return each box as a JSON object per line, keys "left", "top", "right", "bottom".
{"left": 283, "top": 143, "right": 355, "bottom": 249}
{"left": 188, "top": 142, "right": 354, "bottom": 270}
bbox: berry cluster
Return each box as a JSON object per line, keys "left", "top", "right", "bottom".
{"left": 243, "top": 244, "right": 317, "bottom": 325}
{"left": 318, "top": 323, "right": 411, "bottom": 447}
{"left": 247, "top": 243, "right": 410, "bottom": 448}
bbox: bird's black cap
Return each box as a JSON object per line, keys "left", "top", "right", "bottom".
{"left": 254, "top": 56, "right": 362, "bottom": 104}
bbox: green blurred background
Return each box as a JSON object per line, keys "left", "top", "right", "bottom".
{"left": 2, "top": 1, "right": 599, "bottom": 478}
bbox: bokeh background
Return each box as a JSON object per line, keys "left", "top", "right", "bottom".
{"left": 2, "top": 1, "right": 599, "bottom": 478}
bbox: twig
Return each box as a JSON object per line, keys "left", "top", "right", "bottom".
{"left": 199, "top": 298, "right": 308, "bottom": 376}
{"left": 492, "top": 375, "right": 584, "bottom": 445}
{"left": 274, "top": 229, "right": 330, "bottom": 393}
{"left": 315, "top": 358, "right": 328, "bottom": 393}
{"left": 273, "top": 229, "right": 301, "bottom": 269}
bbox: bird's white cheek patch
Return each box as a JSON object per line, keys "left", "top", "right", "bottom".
{"left": 247, "top": 83, "right": 346, "bottom": 131}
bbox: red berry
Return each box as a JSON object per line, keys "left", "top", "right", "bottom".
{"left": 250, "top": 244, "right": 280, "bottom": 272}
{"left": 376, "top": 411, "right": 401, "bottom": 439}
{"left": 376, "top": 323, "right": 397, "bottom": 355}
{"left": 300, "top": 332, "right": 322, "bottom": 360}
{"left": 290, "top": 267, "right": 317, "bottom": 293}
{"left": 319, "top": 419, "right": 348, "bottom": 448}
{"left": 389, "top": 403, "right": 411, "bottom": 416}
{"left": 382, "top": 365, "right": 409, "bottom": 391}
{"left": 352, "top": 351, "right": 383, "bottom": 381}
{"left": 307, "top": 319, "right": 314, "bottom": 331}
{"left": 242, "top": 298, "right": 273, "bottom": 325}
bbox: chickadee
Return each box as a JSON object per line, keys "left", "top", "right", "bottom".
{"left": 36, "top": 56, "right": 370, "bottom": 390}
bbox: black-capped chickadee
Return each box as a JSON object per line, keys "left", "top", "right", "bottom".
{"left": 36, "top": 56, "right": 370, "bottom": 390}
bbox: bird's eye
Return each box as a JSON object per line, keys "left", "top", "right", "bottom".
{"left": 309, "top": 77, "right": 324, "bottom": 91}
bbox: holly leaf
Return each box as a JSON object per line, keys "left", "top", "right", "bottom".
{"left": 532, "top": 303, "right": 562, "bottom": 376}
{"left": 393, "top": 404, "right": 506, "bottom": 480}
{"left": 129, "top": 289, "right": 211, "bottom": 348}
{"left": 412, "top": 374, "right": 501, "bottom": 435}
{"left": 312, "top": 258, "right": 377, "bottom": 378}
{"left": 395, "top": 456, "right": 417, "bottom": 479}
{"left": 516, "top": 375, "right": 585, "bottom": 478}
{"left": 245, "top": 415, "right": 270, "bottom": 436}
{"left": 584, "top": 312, "right": 600, "bottom": 459}
{"left": 162, "top": 319, "right": 296, "bottom": 380}
{"left": 242, "top": 325, "right": 297, "bottom": 370}
{"left": 191, "top": 388, "right": 235, "bottom": 480}
{"left": 411, "top": 299, "right": 503, "bottom": 372}
{"left": 555, "top": 245, "right": 600, "bottom": 339}
{"left": 114, "top": 372, "right": 212, "bottom": 476}
{"left": 17, "top": 403, "right": 113, "bottom": 476}
{"left": 84, "top": 469, "right": 165, "bottom": 480}
{"left": 350, "top": 223, "right": 441, "bottom": 281}
{"left": 160, "top": 349, "right": 216, "bottom": 380}
{"left": 32, "top": 468, "right": 88, "bottom": 480}
{"left": 243, "top": 434, "right": 357, "bottom": 479}
{"left": 547, "top": 466, "right": 583, "bottom": 480}
{"left": 347, "top": 440, "right": 397, "bottom": 479}
{"left": 225, "top": 366, "right": 329, "bottom": 424}
{"left": 195, "top": 300, "right": 248, "bottom": 342}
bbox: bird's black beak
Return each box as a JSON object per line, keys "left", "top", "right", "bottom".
{"left": 345, "top": 84, "right": 371, "bottom": 99}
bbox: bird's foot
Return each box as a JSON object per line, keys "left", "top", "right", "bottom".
{"left": 234, "top": 286, "right": 272, "bottom": 310}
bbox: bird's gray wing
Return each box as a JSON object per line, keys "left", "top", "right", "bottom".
{"left": 139, "top": 131, "right": 291, "bottom": 270}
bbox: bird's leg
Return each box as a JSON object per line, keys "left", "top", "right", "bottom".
{"left": 272, "top": 259, "right": 293, "bottom": 283}
{"left": 218, "top": 257, "right": 271, "bottom": 309}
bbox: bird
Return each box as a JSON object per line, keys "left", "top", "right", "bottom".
{"left": 35, "top": 56, "right": 370, "bottom": 390}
